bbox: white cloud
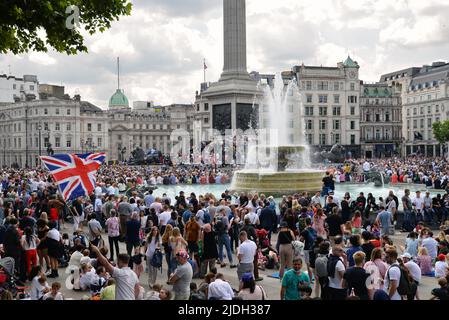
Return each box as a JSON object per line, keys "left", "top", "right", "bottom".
{"left": 1, "top": 0, "right": 448, "bottom": 107}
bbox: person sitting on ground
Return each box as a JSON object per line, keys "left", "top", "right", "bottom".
{"left": 435, "top": 254, "right": 449, "bottom": 278}
{"left": 430, "top": 277, "right": 449, "bottom": 300}
{"left": 100, "top": 278, "right": 116, "bottom": 300}
{"left": 42, "top": 282, "right": 64, "bottom": 300}
{"left": 146, "top": 283, "right": 162, "bottom": 300}
{"left": 207, "top": 273, "right": 235, "bottom": 300}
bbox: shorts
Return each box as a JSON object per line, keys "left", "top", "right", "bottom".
{"left": 304, "top": 250, "right": 311, "bottom": 264}
{"left": 188, "top": 241, "right": 199, "bottom": 253}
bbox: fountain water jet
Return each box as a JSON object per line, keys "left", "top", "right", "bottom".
{"left": 231, "top": 73, "right": 325, "bottom": 196}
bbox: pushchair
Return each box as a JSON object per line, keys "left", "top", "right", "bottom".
{"left": 0, "top": 257, "right": 30, "bottom": 299}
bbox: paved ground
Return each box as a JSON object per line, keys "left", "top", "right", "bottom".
{"left": 44, "top": 224, "right": 438, "bottom": 300}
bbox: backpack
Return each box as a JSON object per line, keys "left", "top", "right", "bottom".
{"left": 387, "top": 264, "right": 415, "bottom": 297}
{"left": 214, "top": 218, "right": 226, "bottom": 235}
{"left": 307, "top": 227, "right": 317, "bottom": 242}
{"left": 315, "top": 255, "right": 329, "bottom": 278}
{"left": 150, "top": 249, "right": 163, "bottom": 273}
{"left": 203, "top": 209, "right": 211, "bottom": 224}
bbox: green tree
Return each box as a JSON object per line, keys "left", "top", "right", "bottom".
{"left": 432, "top": 121, "right": 449, "bottom": 145}
{"left": 0, "top": 0, "right": 132, "bottom": 55}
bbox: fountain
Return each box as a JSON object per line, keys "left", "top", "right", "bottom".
{"left": 231, "top": 73, "right": 325, "bottom": 196}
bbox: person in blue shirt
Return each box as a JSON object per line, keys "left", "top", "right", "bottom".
{"left": 346, "top": 235, "right": 363, "bottom": 267}
{"left": 182, "top": 205, "right": 193, "bottom": 224}
{"left": 280, "top": 257, "right": 310, "bottom": 300}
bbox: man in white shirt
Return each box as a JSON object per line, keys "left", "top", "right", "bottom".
{"left": 237, "top": 231, "right": 257, "bottom": 281}
{"left": 244, "top": 208, "right": 259, "bottom": 226}
{"left": 421, "top": 232, "right": 438, "bottom": 260}
{"left": 158, "top": 205, "right": 172, "bottom": 234}
{"left": 207, "top": 273, "right": 235, "bottom": 300}
{"left": 412, "top": 191, "right": 424, "bottom": 221}
{"left": 401, "top": 253, "right": 421, "bottom": 284}
{"left": 311, "top": 192, "right": 321, "bottom": 206}
{"left": 384, "top": 249, "right": 401, "bottom": 300}
{"left": 328, "top": 246, "right": 347, "bottom": 300}
{"left": 91, "top": 247, "right": 139, "bottom": 300}
{"left": 363, "top": 160, "right": 371, "bottom": 172}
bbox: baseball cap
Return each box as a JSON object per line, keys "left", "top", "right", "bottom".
{"left": 438, "top": 254, "right": 446, "bottom": 261}
{"left": 401, "top": 253, "right": 412, "bottom": 260}
{"left": 176, "top": 250, "right": 189, "bottom": 260}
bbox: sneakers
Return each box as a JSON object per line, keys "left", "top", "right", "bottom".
{"left": 230, "top": 264, "right": 237, "bottom": 269}
{"left": 47, "top": 270, "right": 59, "bottom": 278}
{"left": 220, "top": 263, "right": 227, "bottom": 268}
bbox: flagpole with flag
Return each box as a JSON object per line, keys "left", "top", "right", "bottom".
{"left": 203, "top": 58, "right": 207, "bottom": 83}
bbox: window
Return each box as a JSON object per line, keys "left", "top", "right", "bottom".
{"left": 350, "top": 83, "right": 355, "bottom": 91}
{"left": 55, "top": 137, "right": 60, "bottom": 148}
{"left": 428, "top": 106, "right": 431, "bottom": 114}
{"left": 334, "top": 133, "right": 341, "bottom": 144}
{"left": 385, "top": 113, "right": 390, "bottom": 122}
{"left": 319, "top": 120, "right": 326, "bottom": 130}
{"left": 66, "top": 139, "right": 72, "bottom": 148}
{"left": 350, "top": 121, "right": 355, "bottom": 130}
{"left": 55, "top": 123, "right": 60, "bottom": 131}
{"left": 44, "top": 108, "right": 48, "bottom": 115}
{"left": 35, "top": 137, "right": 38, "bottom": 147}
{"left": 348, "top": 96, "right": 357, "bottom": 103}
{"left": 332, "top": 107, "right": 341, "bottom": 116}
{"left": 18, "top": 137, "right": 21, "bottom": 148}
{"left": 366, "top": 114, "right": 370, "bottom": 122}
{"left": 87, "top": 123, "right": 92, "bottom": 131}
{"left": 319, "top": 134, "right": 326, "bottom": 145}
{"left": 413, "top": 120, "right": 417, "bottom": 129}
{"left": 436, "top": 105, "right": 439, "bottom": 113}
{"left": 67, "top": 109, "right": 71, "bottom": 115}
{"left": 375, "top": 114, "right": 380, "bottom": 122}
{"left": 333, "top": 95, "right": 340, "bottom": 104}
{"left": 55, "top": 108, "right": 59, "bottom": 115}
{"left": 44, "top": 122, "right": 49, "bottom": 131}
{"left": 306, "top": 120, "right": 313, "bottom": 130}
{"left": 350, "top": 107, "right": 355, "bottom": 115}
{"left": 205, "top": 103, "right": 209, "bottom": 111}
{"left": 13, "top": 84, "right": 16, "bottom": 90}
{"left": 97, "top": 123, "right": 102, "bottom": 131}
{"left": 413, "top": 108, "right": 417, "bottom": 115}
{"left": 18, "top": 123, "right": 21, "bottom": 132}
{"left": 305, "top": 107, "right": 313, "bottom": 116}
{"left": 146, "top": 124, "right": 149, "bottom": 130}
{"left": 420, "top": 107, "right": 424, "bottom": 115}
{"left": 204, "top": 117, "right": 209, "bottom": 124}
{"left": 97, "top": 137, "right": 102, "bottom": 147}
{"left": 375, "top": 130, "right": 381, "bottom": 140}
{"left": 319, "top": 95, "right": 328, "bottom": 103}
{"left": 407, "top": 109, "right": 410, "bottom": 116}
{"left": 420, "top": 119, "right": 424, "bottom": 128}
{"left": 306, "top": 95, "right": 312, "bottom": 103}
{"left": 196, "top": 104, "right": 200, "bottom": 111}
{"left": 350, "top": 134, "right": 355, "bottom": 144}
{"left": 428, "top": 118, "right": 432, "bottom": 128}
{"left": 334, "top": 82, "right": 339, "bottom": 91}
{"left": 30, "top": 85, "right": 34, "bottom": 91}
{"left": 289, "top": 119, "right": 294, "bottom": 128}
{"left": 319, "top": 107, "right": 327, "bottom": 116}
{"left": 306, "top": 81, "right": 312, "bottom": 90}
{"left": 44, "top": 137, "right": 49, "bottom": 148}
{"left": 333, "top": 120, "right": 340, "bottom": 130}
{"left": 117, "top": 135, "right": 122, "bottom": 140}
{"left": 67, "top": 123, "right": 71, "bottom": 131}
{"left": 407, "top": 120, "right": 410, "bottom": 129}
{"left": 317, "top": 81, "right": 328, "bottom": 90}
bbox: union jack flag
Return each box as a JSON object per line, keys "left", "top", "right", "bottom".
{"left": 40, "top": 153, "right": 106, "bottom": 201}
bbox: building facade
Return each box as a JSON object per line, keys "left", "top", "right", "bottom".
{"left": 0, "top": 74, "right": 39, "bottom": 103}
{"left": 292, "top": 57, "right": 362, "bottom": 157}
{"left": 0, "top": 86, "right": 194, "bottom": 168}
{"left": 359, "top": 83, "right": 402, "bottom": 158}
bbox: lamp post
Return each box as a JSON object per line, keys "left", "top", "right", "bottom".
{"left": 38, "top": 123, "right": 42, "bottom": 156}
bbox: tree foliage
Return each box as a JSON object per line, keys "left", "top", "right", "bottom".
{"left": 0, "top": 0, "right": 132, "bottom": 55}
{"left": 432, "top": 120, "right": 449, "bottom": 145}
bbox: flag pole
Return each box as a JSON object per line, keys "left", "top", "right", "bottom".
{"left": 203, "top": 58, "right": 206, "bottom": 83}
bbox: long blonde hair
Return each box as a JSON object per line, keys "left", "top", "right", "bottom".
{"left": 169, "top": 227, "right": 182, "bottom": 242}
{"left": 418, "top": 247, "right": 428, "bottom": 256}
{"left": 162, "top": 224, "right": 173, "bottom": 243}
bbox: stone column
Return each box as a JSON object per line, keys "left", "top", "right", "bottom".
{"left": 220, "top": 0, "right": 249, "bottom": 81}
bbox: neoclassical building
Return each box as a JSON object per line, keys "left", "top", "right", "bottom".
{"left": 359, "top": 83, "right": 402, "bottom": 158}
{"left": 0, "top": 86, "right": 194, "bottom": 168}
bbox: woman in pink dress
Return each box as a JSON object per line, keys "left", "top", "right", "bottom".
{"left": 312, "top": 209, "right": 327, "bottom": 239}
{"left": 363, "top": 248, "right": 388, "bottom": 290}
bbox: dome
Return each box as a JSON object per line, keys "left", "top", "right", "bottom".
{"left": 343, "top": 56, "right": 359, "bottom": 68}
{"left": 109, "top": 89, "right": 129, "bottom": 109}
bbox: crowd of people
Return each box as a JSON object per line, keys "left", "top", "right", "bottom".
{"left": 0, "top": 161, "right": 449, "bottom": 301}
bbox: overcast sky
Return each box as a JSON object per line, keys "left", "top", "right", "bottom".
{"left": 1, "top": 0, "right": 448, "bottom": 108}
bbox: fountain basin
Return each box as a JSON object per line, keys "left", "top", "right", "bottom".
{"left": 231, "top": 169, "right": 325, "bottom": 196}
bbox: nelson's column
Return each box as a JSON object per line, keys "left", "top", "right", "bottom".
{"left": 193, "top": 0, "right": 260, "bottom": 147}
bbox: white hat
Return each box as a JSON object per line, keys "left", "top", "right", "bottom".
{"left": 401, "top": 253, "right": 412, "bottom": 259}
